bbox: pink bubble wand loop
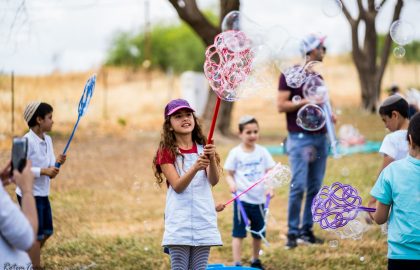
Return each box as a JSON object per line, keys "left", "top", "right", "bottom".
{"left": 204, "top": 30, "right": 254, "bottom": 142}
{"left": 311, "top": 182, "right": 375, "bottom": 230}
{"left": 224, "top": 163, "right": 291, "bottom": 206}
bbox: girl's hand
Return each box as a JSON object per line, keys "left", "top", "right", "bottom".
{"left": 203, "top": 144, "right": 216, "bottom": 159}
{"left": 56, "top": 154, "right": 67, "bottom": 165}
{"left": 42, "top": 167, "right": 60, "bottom": 178}
{"left": 194, "top": 154, "right": 210, "bottom": 171}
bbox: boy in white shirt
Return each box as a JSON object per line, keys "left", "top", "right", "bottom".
{"left": 368, "top": 95, "right": 410, "bottom": 215}
{"left": 16, "top": 101, "right": 66, "bottom": 269}
{"left": 224, "top": 116, "right": 276, "bottom": 269}
{"left": 378, "top": 95, "right": 410, "bottom": 172}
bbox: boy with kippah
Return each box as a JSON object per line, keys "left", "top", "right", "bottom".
{"left": 378, "top": 95, "right": 410, "bottom": 170}
{"left": 368, "top": 95, "right": 410, "bottom": 216}
{"left": 17, "top": 101, "right": 66, "bottom": 269}
{"left": 224, "top": 115, "right": 276, "bottom": 269}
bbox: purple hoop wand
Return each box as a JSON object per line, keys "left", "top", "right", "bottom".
{"left": 311, "top": 182, "right": 375, "bottom": 230}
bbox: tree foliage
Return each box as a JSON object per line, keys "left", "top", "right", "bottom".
{"left": 105, "top": 22, "right": 207, "bottom": 73}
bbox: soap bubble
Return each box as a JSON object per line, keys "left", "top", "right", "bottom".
{"left": 329, "top": 239, "right": 339, "bottom": 248}
{"left": 292, "top": 95, "right": 302, "bottom": 104}
{"left": 390, "top": 20, "right": 414, "bottom": 46}
{"left": 302, "top": 75, "right": 328, "bottom": 104}
{"left": 296, "top": 104, "right": 326, "bottom": 131}
{"left": 322, "top": 0, "right": 343, "bottom": 17}
{"left": 393, "top": 46, "right": 406, "bottom": 58}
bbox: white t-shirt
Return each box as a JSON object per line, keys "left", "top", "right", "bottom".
{"left": 16, "top": 129, "right": 56, "bottom": 197}
{"left": 0, "top": 184, "right": 33, "bottom": 268}
{"left": 224, "top": 144, "right": 276, "bottom": 204}
{"left": 379, "top": 130, "right": 408, "bottom": 161}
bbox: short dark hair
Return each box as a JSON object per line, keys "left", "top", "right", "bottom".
{"left": 379, "top": 96, "right": 409, "bottom": 119}
{"left": 28, "top": 102, "right": 53, "bottom": 127}
{"left": 407, "top": 112, "right": 420, "bottom": 147}
{"left": 238, "top": 116, "right": 258, "bottom": 133}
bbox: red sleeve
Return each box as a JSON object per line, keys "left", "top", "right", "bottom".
{"left": 156, "top": 148, "right": 175, "bottom": 165}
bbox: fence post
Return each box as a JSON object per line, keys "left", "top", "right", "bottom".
{"left": 11, "top": 71, "right": 14, "bottom": 136}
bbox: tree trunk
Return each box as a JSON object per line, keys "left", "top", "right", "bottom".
{"left": 168, "top": 0, "right": 240, "bottom": 136}
{"left": 342, "top": 0, "right": 404, "bottom": 113}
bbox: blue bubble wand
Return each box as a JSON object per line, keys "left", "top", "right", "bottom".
{"left": 55, "top": 75, "right": 96, "bottom": 168}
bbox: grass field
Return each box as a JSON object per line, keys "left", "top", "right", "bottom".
{"left": 0, "top": 63, "right": 414, "bottom": 269}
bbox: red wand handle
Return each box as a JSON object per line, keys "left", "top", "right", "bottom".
{"left": 207, "top": 97, "right": 221, "bottom": 144}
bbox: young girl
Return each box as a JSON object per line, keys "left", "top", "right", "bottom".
{"left": 153, "top": 99, "right": 222, "bottom": 270}
{"left": 17, "top": 101, "right": 66, "bottom": 269}
{"left": 370, "top": 112, "right": 420, "bottom": 270}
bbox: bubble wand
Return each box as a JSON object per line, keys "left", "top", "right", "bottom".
{"left": 311, "top": 182, "right": 375, "bottom": 230}
{"left": 55, "top": 75, "right": 96, "bottom": 168}
{"left": 224, "top": 163, "right": 291, "bottom": 206}
{"left": 303, "top": 75, "right": 340, "bottom": 157}
{"left": 204, "top": 30, "right": 254, "bottom": 143}
{"left": 235, "top": 193, "right": 271, "bottom": 246}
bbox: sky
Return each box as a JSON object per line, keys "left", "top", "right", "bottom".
{"left": 1, "top": 0, "right": 420, "bottom": 75}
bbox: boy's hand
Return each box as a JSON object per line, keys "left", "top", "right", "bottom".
{"left": 203, "top": 144, "right": 216, "bottom": 159}
{"left": 194, "top": 154, "right": 210, "bottom": 171}
{"left": 227, "top": 181, "right": 237, "bottom": 193}
{"left": 42, "top": 167, "right": 60, "bottom": 178}
{"left": 266, "top": 189, "right": 275, "bottom": 199}
{"left": 215, "top": 203, "right": 225, "bottom": 212}
{"left": 1, "top": 161, "right": 12, "bottom": 186}
{"left": 13, "top": 160, "right": 34, "bottom": 194}
{"left": 56, "top": 154, "right": 67, "bottom": 165}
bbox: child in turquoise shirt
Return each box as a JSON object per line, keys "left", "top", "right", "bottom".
{"left": 370, "top": 112, "right": 420, "bottom": 270}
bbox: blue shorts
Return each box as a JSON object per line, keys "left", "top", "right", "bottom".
{"left": 232, "top": 200, "right": 265, "bottom": 239}
{"left": 17, "top": 195, "right": 53, "bottom": 241}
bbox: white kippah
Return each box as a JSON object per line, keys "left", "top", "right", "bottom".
{"left": 23, "top": 101, "right": 41, "bottom": 123}
{"left": 381, "top": 94, "right": 403, "bottom": 107}
{"left": 239, "top": 115, "right": 255, "bottom": 125}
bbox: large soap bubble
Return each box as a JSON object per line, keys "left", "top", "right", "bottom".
{"left": 302, "top": 75, "right": 328, "bottom": 104}
{"left": 321, "top": 0, "right": 343, "bottom": 17}
{"left": 390, "top": 20, "right": 414, "bottom": 46}
{"left": 296, "top": 104, "right": 326, "bottom": 131}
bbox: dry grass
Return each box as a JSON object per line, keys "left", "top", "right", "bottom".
{"left": 0, "top": 60, "right": 415, "bottom": 269}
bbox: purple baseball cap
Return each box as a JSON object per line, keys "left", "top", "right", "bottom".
{"left": 164, "top": 99, "right": 195, "bottom": 118}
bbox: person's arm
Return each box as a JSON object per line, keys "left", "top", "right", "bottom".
{"left": 204, "top": 144, "right": 219, "bottom": 186}
{"left": 0, "top": 162, "right": 36, "bottom": 251}
{"left": 225, "top": 170, "right": 236, "bottom": 193}
{"left": 1, "top": 161, "right": 12, "bottom": 186}
{"left": 372, "top": 201, "right": 391, "bottom": 225}
{"left": 277, "top": 90, "right": 309, "bottom": 113}
{"left": 14, "top": 160, "right": 38, "bottom": 235}
{"left": 379, "top": 154, "right": 394, "bottom": 174}
{"left": 161, "top": 155, "right": 208, "bottom": 193}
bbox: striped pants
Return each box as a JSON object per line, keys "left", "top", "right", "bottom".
{"left": 168, "top": 245, "right": 210, "bottom": 270}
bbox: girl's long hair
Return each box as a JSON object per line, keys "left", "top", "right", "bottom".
{"left": 152, "top": 114, "right": 221, "bottom": 186}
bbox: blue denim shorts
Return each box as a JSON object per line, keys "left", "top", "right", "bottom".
{"left": 17, "top": 195, "right": 53, "bottom": 241}
{"left": 232, "top": 200, "right": 265, "bottom": 239}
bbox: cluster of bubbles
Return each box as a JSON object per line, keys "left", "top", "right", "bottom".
{"left": 205, "top": 11, "right": 327, "bottom": 100}
{"left": 294, "top": 74, "right": 332, "bottom": 131}
{"left": 263, "top": 163, "right": 292, "bottom": 190}
{"left": 203, "top": 30, "right": 255, "bottom": 101}
{"left": 390, "top": 20, "right": 415, "bottom": 58}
